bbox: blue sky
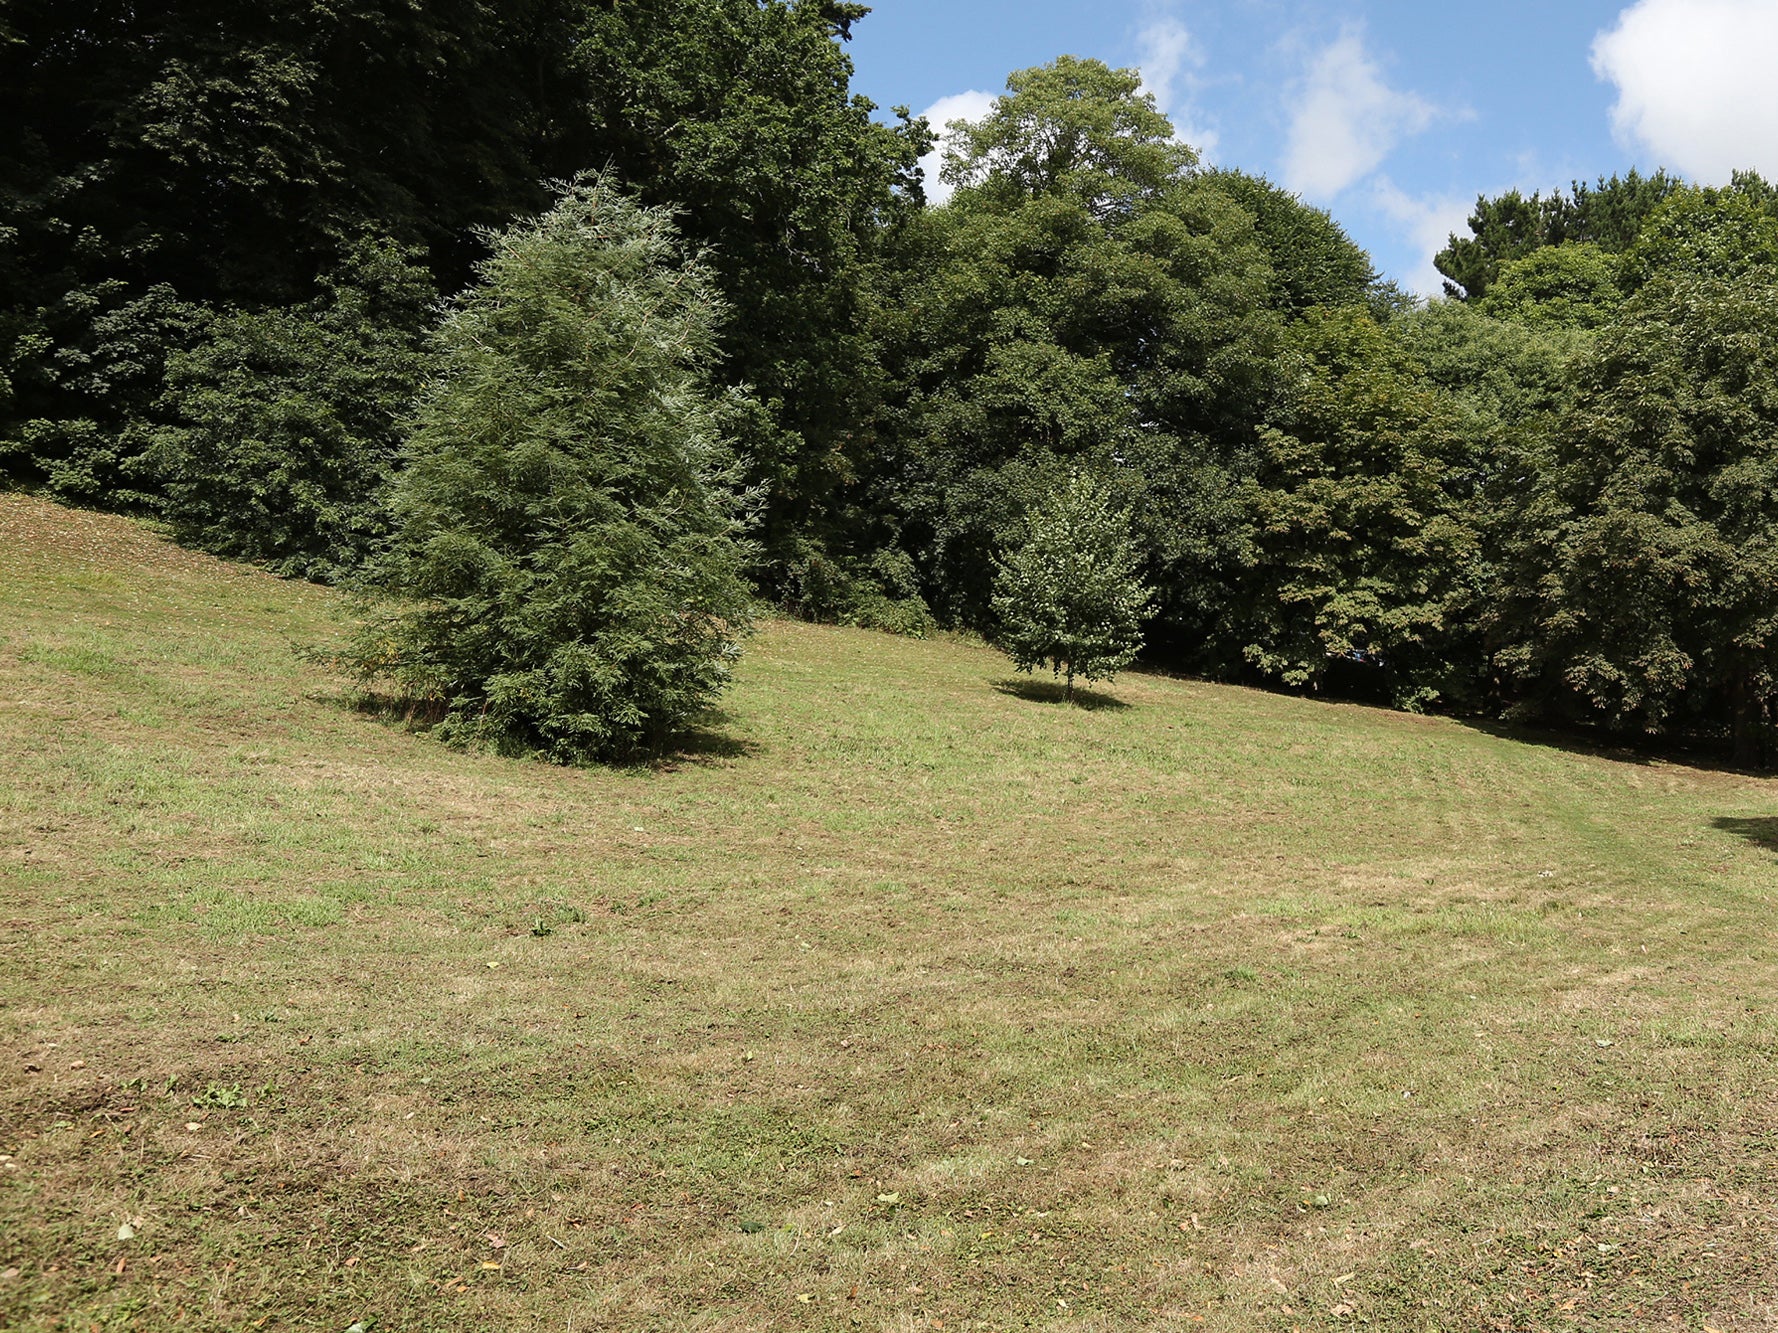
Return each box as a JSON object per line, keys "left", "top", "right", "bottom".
{"left": 845, "top": 0, "right": 1778, "bottom": 294}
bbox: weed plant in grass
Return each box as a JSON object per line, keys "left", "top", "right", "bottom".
{"left": 2, "top": 493, "right": 1777, "bottom": 1331}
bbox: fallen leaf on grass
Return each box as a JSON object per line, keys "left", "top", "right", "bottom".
{"left": 485, "top": 1232, "right": 505, "bottom": 1249}
{"left": 1333, "top": 1272, "right": 1355, "bottom": 1286}
{"left": 117, "top": 1224, "right": 136, "bottom": 1241}
{"left": 479, "top": 1261, "right": 501, "bottom": 1271}
{"left": 876, "top": 1193, "right": 900, "bottom": 1204}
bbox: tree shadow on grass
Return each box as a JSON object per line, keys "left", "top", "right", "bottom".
{"left": 336, "top": 689, "right": 445, "bottom": 728}
{"left": 319, "top": 690, "right": 758, "bottom": 768}
{"left": 1453, "top": 716, "right": 1661, "bottom": 767}
{"left": 654, "top": 709, "right": 759, "bottom": 768}
{"left": 1711, "top": 817, "right": 1778, "bottom": 855}
{"left": 1450, "top": 715, "right": 1777, "bottom": 777}
{"left": 993, "top": 677, "right": 1131, "bottom": 712}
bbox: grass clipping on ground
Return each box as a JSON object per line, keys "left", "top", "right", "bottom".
{"left": 2, "top": 493, "right": 1776, "bottom": 1332}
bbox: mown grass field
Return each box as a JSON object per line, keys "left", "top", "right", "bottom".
{"left": 2, "top": 492, "right": 1776, "bottom": 1332}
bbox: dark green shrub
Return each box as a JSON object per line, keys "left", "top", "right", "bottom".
{"left": 148, "top": 238, "right": 435, "bottom": 581}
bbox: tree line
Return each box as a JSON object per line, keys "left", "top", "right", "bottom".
{"left": 3, "top": 3, "right": 1776, "bottom": 765}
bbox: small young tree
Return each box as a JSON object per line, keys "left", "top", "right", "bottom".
{"left": 341, "top": 176, "right": 755, "bottom": 762}
{"left": 992, "top": 470, "right": 1152, "bottom": 701}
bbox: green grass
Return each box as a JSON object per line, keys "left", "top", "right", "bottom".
{"left": 2, "top": 493, "right": 1776, "bottom": 1332}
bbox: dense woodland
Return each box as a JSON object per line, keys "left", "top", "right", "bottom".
{"left": 4, "top": 1, "right": 1778, "bottom": 765}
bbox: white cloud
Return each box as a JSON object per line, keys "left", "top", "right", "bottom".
{"left": 1370, "top": 178, "right": 1475, "bottom": 299}
{"left": 1135, "top": 17, "right": 1219, "bottom": 160}
{"left": 1281, "top": 28, "right": 1437, "bottom": 201}
{"left": 1592, "top": 0, "right": 1778, "bottom": 182}
{"left": 915, "top": 89, "right": 998, "bottom": 206}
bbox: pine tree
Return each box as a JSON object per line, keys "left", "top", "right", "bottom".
{"left": 340, "top": 177, "right": 755, "bottom": 763}
{"left": 992, "top": 471, "right": 1152, "bottom": 701}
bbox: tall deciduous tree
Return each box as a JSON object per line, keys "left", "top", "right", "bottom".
{"left": 342, "top": 178, "right": 755, "bottom": 763}
{"left": 1434, "top": 170, "right": 1682, "bottom": 300}
{"left": 1194, "top": 169, "right": 1376, "bottom": 316}
{"left": 1478, "top": 243, "right": 1623, "bottom": 330}
{"left": 0, "top": 0, "right": 591, "bottom": 495}
{"left": 576, "top": 0, "right": 929, "bottom": 581}
{"left": 1235, "top": 307, "right": 1485, "bottom": 709}
{"left": 1493, "top": 266, "right": 1778, "bottom": 767}
{"left": 1619, "top": 185, "right": 1778, "bottom": 289}
{"left": 993, "top": 470, "right": 1152, "bottom": 701}
{"left": 940, "top": 55, "right": 1194, "bottom": 212}
{"left": 872, "top": 57, "right": 1277, "bottom": 651}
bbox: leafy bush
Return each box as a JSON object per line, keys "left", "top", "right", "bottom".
{"left": 0, "top": 285, "right": 207, "bottom": 507}
{"left": 778, "top": 539, "right": 937, "bottom": 638}
{"left": 843, "top": 590, "right": 938, "bottom": 639}
{"left": 844, "top": 549, "right": 938, "bottom": 637}
{"left": 147, "top": 237, "right": 435, "bottom": 581}
{"left": 340, "top": 177, "right": 755, "bottom": 763}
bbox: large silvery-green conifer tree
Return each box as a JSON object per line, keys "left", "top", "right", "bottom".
{"left": 342, "top": 178, "right": 755, "bottom": 763}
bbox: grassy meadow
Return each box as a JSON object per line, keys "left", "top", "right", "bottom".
{"left": 2, "top": 492, "right": 1776, "bottom": 1332}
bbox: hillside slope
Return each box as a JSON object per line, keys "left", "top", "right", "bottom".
{"left": 2, "top": 494, "right": 1776, "bottom": 1331}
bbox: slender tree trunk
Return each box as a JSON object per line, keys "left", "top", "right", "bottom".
{"left": 1065, "top": 663, "right": 1075, "bottom": 704}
